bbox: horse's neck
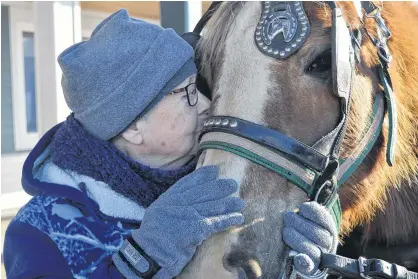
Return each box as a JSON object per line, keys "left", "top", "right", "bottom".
{"left": 340, "top": 176, "right": 418, "bottom": 271}
{"left": 363, "top": 176, "right": 418, "bottom": 245}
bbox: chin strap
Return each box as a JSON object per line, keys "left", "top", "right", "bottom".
{"left": 320, "top": 253, "right": 418, "bottom": 279}
{"left": 285, "top": 253, "right": 418, "bottom": 279}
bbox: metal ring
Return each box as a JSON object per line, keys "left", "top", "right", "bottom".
{"left": 376, "top": 42, "right": 392, "bottom": 64}
{"left": 283, "top": 251, "right": 329, "bottom": 279}
{"left": 358, "top": 257, "right": 373, "bottom": 279}
{"left": 314, "top": 180, "right": 332, "bottom": 204}
{"left": 365, "top": 7, "right": 392, "bottom": 39}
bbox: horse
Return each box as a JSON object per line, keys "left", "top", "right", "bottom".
{"left": 177, "top": 2, "right": 418, "bottom": 279}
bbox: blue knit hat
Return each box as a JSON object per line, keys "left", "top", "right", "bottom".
{"left": 58, "top": 9, "right": 197, "bottom": 140}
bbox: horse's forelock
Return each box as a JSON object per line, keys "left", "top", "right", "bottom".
{"left": 196, "top": 2, "right": 244, "bottom": 89}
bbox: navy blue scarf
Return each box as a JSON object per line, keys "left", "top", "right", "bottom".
{"left": 50, "top": 115, "right": 197, "bottom": 207}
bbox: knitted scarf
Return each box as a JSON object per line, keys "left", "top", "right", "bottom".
{"left": 50, "top": 115, "right": 197, "bottom": 207}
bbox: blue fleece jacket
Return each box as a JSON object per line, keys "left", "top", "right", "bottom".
{"left": 2, "top": 123, "right": 185, "bottom": 279}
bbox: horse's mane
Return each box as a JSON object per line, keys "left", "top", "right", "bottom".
{"left": 197, "top": 2, "right": 418, "bottom": 242}
{"left": 332, "top": 2, "right": 418, "bottom": 241}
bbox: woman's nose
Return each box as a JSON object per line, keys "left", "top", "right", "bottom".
{"left": 197, "top": 92, "right": 211, "bottom": 115}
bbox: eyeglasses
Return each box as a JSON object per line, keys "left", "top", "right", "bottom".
{"left": 168, "top": 83, "right": 198, "bottom": 106}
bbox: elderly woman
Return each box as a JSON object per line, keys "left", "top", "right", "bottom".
{"left": 3, "top": 9, "right": 337, "bottom": 279}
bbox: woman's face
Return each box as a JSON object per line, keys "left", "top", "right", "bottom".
{"left": 140, "top": 74, "right": 210, "bottom": 162}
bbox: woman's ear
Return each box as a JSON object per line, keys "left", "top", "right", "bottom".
{"left": 121, "top": 119, "right": 144, "bottom": 145}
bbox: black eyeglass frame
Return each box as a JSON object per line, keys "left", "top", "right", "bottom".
{"left": 169, "top": 83, "right": 198, "bottom": 106}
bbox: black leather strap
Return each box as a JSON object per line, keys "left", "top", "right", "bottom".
{"left": 180, "top": 2, "right": 222, "bottom": 100}
{"left": 181, "top": 1, "right": 222, "bottom": 48}
{"left": 193, "top": 1, "right": 222, "bottom": 34}
{"left": 321, "top": 253, "right": 418, "bottom": 279}
{"left": 201, "top": 116, "right": 330, "bottom": 172}
{"left": 329, "top": 1, "right": 354, "bottom": 159}
{"left": 361, "top": 1, "right": 379, "bottom": 16}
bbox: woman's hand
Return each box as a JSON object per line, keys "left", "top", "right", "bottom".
{"left": 283, "top": 202, "right": 338, "bottom": 275}
{"left": 126, "top": 166, "right": 245, "bottom": 278}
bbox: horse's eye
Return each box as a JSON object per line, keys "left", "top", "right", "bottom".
{"left": 306, "top": 49, "right": 332, "bottom": 80}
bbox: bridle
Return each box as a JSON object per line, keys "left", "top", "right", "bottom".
{"left": 182, "top": 0, "right": 395, "bottom": 234}
{"left": 180, "top": 2, "right": 416, "bottom": 279}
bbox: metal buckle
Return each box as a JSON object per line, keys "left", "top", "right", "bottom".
{"left": 314, "top": 179, "right": 339, "bottom": 206}
{"left": 376, "top": 42, "right": 392, "bottom": 64}
{"left": 359, "top": 257, "right": 372, "bottom": 279}
{"left": 313, "top": 158, "right": 339, "bottom": 205}
{"left": 359, "top": 257, "right": 398, "bottom": 279}
{"left": 365, "top": 7, "right": 391, "bottom": 39}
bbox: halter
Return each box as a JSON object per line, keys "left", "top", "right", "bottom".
{"left": 181, "top": 2, "right": 414, "bottom": 279}
{"left": 183, "top": 1, "right": 396, "bottom": 232}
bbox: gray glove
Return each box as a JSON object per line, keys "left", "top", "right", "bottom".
{"left": 116, "top": 165, "right": 245, "bottom": 279}
{"left": 283, "top": 202, "right": 338, "bottom": 275}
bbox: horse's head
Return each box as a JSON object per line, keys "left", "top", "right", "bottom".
{"left": 178, "top": 2, "right": 415, "bottom": 279}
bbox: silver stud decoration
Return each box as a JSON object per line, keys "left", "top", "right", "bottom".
{"left": 230, "top": 120, "right": 238, "bottom": 128}
{"left": 254, "top": 1, "right": 310, "bottom": 59}
{"left": 204, "top": 118, "right": 238, "bottom": 129}
{"left": 221, "top": 119, "right": 229, "bottom": 126}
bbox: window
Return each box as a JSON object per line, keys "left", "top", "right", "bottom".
{"left": 23, "top": 31, "right": 37, "bottom": 133}
{"left": 9, "top": 9, "right": 39, "bottom": 150}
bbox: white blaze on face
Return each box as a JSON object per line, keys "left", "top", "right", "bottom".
{"left": 204, "top": 1, "right": 273, "bottom": 180}
{"left": 179, "top": 2, "right": 275, "bottom": 279}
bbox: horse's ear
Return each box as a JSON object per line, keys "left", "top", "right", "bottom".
{"left": 286, "top": 4, "right": 291, "bottom": 13}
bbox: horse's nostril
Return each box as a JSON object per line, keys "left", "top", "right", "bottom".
{"left": 224, "top": 250, "right": 262, "bottom": 279}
